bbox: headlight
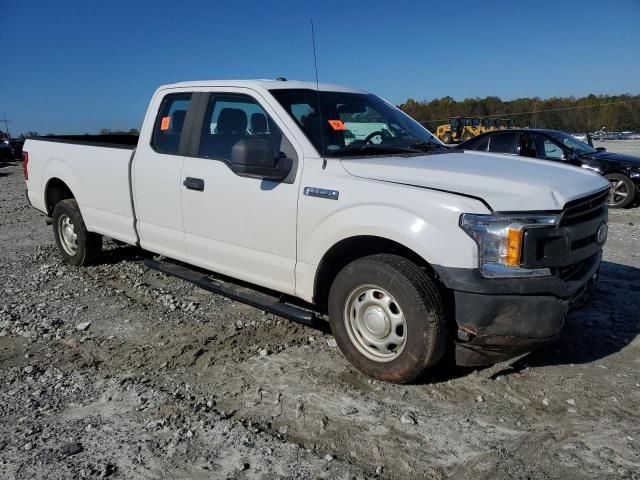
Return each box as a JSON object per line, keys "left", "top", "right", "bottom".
{"left": 460, "top": 213, "right": 559, "bottom": 278}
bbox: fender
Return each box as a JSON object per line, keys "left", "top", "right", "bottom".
{"left": 42, "top": 158, "right": 82, "bottom": 213}
{"left": 295, "top": 200, "right": 486, "bottom": 302}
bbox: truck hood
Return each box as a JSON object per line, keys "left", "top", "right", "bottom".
{"left": 340, "top": 150, "right": 609, "bottom": 212}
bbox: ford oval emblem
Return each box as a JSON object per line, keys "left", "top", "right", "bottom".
{"left": 596, "top": 222, "right": 608, "bottom": 244}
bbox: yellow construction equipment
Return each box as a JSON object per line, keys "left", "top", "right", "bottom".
{"left": 436, "top": 117, "right": 514, "bottom": 143}
{"left": 436, "top": 117, "right": 482, "bottom": 144}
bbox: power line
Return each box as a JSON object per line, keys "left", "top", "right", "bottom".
{"left": 418, "top": 98, "right": 640, "bottom": 125}
{"left": 1, "top": 114, "right": 10, "bottom": 138}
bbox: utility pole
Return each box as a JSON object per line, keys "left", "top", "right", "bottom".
{"left": 1, "top": 114, "right": 10, "bottom": 138}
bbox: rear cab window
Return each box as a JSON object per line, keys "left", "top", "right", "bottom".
{"left": 152, "top": 93, "right": 192, "bottom": 154}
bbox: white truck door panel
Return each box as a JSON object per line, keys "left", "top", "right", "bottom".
{"left": 133, "top": 153, "right": 185, "bottom": 258}
{"left": 180, "top": 90, "right": 301, "bottom": 294}
{"left": 132, "top": 92, "right": 192, "bottom": 261}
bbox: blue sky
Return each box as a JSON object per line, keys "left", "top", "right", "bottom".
{"left": 1, "top": 0, "right": 639, "bottom": 135}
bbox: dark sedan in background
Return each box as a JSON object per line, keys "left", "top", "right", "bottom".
{"left": 0, "top": 138, "right": 25, "bottom": 162}
{"left": 458, "top": 129, "right": 640, "bottom": 208}
{"left": 0, "top": 139, "right": 13, "bottom": 161}
{"left": 8, "top": 138, "right": 25, "bottom": 160}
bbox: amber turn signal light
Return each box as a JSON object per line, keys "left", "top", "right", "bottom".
{"left": 505, "top": 225, "right": 524, "bottom": 267}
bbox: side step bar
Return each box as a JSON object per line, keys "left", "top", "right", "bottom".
{"left": 144, "top": 258, "right": 322, "bottom": 329}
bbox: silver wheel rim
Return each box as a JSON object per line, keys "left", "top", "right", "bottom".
{"left": 608, "top": 179, "right": 629, "bottom": 206}
{"left": 343, "top": 285, "right": 407, "bottom": 362}
{"left": 58, "top": 214, "right": 78, "bottom": 255}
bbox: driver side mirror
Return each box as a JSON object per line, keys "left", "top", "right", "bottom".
{"left": 596, "top": 147, "right": 606, "bottom": 152}
{"left": 230, "top": 138, "right": 292, "bottom": 181}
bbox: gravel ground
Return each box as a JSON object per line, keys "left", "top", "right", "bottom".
{"left": 594, "top": 139, "right": 640, "bottom": 156}
{"left": 1, "top": 148, "right": 639, "bottom": 479}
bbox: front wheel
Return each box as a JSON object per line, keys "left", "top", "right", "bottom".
{"left": 328, "top": 254, "right": 448, "bottom": 383}
{"left": 605, "top": 173, "right": 636, "bottom": 208}
{"left": 52, "top": 199, "right": 102, "bottom": 266}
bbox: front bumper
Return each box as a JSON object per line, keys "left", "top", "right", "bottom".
{"left": 433, "top": 250, "right": 601, "bottom": 366}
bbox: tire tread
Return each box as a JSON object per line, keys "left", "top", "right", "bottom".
{"left": 52, "top": 199, "right": 102, "bottom": 266}
{"left": 329, "top": 253, "right": 448, "bottom": 383}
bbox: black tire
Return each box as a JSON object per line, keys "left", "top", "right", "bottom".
{"left": 441, "top": 132, "right": 452, "bottom": 144}
{"left": 52, "top": 199, "right": 102, "bottom": 266}
{"left": 461, "top": 132, "right": 474, "bottom": 142}
{"left": 605, "top": 173, "right": 636, "bottom": 208}
{"left": 328, "top": 254, "right": 447, "bottom": 383}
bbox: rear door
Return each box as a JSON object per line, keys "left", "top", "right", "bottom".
{"left": 132, "top": 92, "right": 194, "bottom": 261}
{"left": 486, "top": 131, "right": 521, "bottom": 155}
{"left": 180, "top": 89, "right": 302, "bottom": 294}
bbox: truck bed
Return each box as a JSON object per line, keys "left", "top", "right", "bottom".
{"left": 25, "top": 136, "right": 139, "bottom": 246}
{"left": 36, "top": 134, "right": 139, "bottom": 149}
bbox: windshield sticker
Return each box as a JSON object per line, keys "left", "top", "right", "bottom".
{"left": 160, "top": 116, "right": 171, "bottom": 131}
{"left": 328, "top": 119, "right": 347, "bottom": 131}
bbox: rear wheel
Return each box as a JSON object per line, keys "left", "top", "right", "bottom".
{"left": 441, "top": 132, "right": 453, "bottom": 144}
{"left": 605, "top": 173, "right": 635, "bottom": 208}
{"left": 328, "top": 254, "right": 447, "bottom": 383}
{"left": 52, "top": 199, "right": 102, "bottom": 266}
{"left": 461, "top": 131, "right": 474, "bottom": 142}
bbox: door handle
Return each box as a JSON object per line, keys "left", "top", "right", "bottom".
{"left": 183, "top": 177, "right": 205, "bottom": 191}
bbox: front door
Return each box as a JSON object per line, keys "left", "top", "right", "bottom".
{"left": 180, "top": 90, "right": 302, "bottom": 294}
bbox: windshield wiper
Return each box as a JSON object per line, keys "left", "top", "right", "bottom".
{"left": 334, "top": 144, "right": 421, "bottom": 156}
{"left": 408, "top": 140, "right": 448, "bottom": 151}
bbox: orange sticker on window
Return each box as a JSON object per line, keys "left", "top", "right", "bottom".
{"left": 160, "top": 116, "right": 170, "bottom": 131}
{"left": 328, "top": 119, "right": 347, "bottom": 131}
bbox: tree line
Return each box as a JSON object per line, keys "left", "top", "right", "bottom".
{"left": 400, "top": 94, "right": 640, "bottom": 133}
{"left": 7, "top": 94, "right": 640, "bottom": 138}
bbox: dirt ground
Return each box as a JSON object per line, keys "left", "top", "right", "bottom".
{"left": 1, "top": 150, "right": 639, "bottom": 479}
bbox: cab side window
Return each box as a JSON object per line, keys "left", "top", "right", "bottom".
{"left": 199, "top": 94, "right": 283, "bottom": 161}
{"left": 152, "top": 94, "right": 192, "bottom": 154}
{"left": 487, "top": 132, "right": 520, "bottom": 154}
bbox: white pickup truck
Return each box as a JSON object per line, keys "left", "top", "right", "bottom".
{"left": 24, "top": 79, "right": 610, "bottom": 383}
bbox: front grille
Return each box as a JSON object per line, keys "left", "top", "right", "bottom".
{"left": 560, "top": 189, "right": 608, "bottom": 227}
{"left": 522, "top": 189, "right": 608, "bottom": 269}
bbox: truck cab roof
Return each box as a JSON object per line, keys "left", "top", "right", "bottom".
{"left": 159, "top": 79, "right": 367, "bottom": 94}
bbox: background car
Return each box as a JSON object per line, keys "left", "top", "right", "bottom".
{"left": 457, "top": 128, "right": 640, "bottom": 208}
{"left": 0, "top": 139, "right": 14, "bottom": 161}
{"left": 9, "top": 138, "right": 25, "bottom": 159}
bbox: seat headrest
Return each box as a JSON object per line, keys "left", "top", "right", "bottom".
{"left": 217, "top": 108, "right": 247, "bottom": 135}
{"left": 250, "top": 113, "right": 268, "bottom": 134}
{"left": 171, "top": 110, "right": 187, "bottom": 132}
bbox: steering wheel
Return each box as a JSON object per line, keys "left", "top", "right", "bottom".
{"left": 363, "top": 130, "right": 385, "bottom": 145}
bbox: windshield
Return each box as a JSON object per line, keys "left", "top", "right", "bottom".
{"left": 548, "top": 131, "right": 596, "bottom": 155}
{"left": 270, "top": 89, "right": 443, "bottom": 156}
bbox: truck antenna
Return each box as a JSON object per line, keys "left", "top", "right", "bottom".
{"left": 310, "top": 19, "right": 327, "bottom": 169}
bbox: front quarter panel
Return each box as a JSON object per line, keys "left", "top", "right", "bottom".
{"left": 295, "top": 157, "right": 490, "bottom": 301}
